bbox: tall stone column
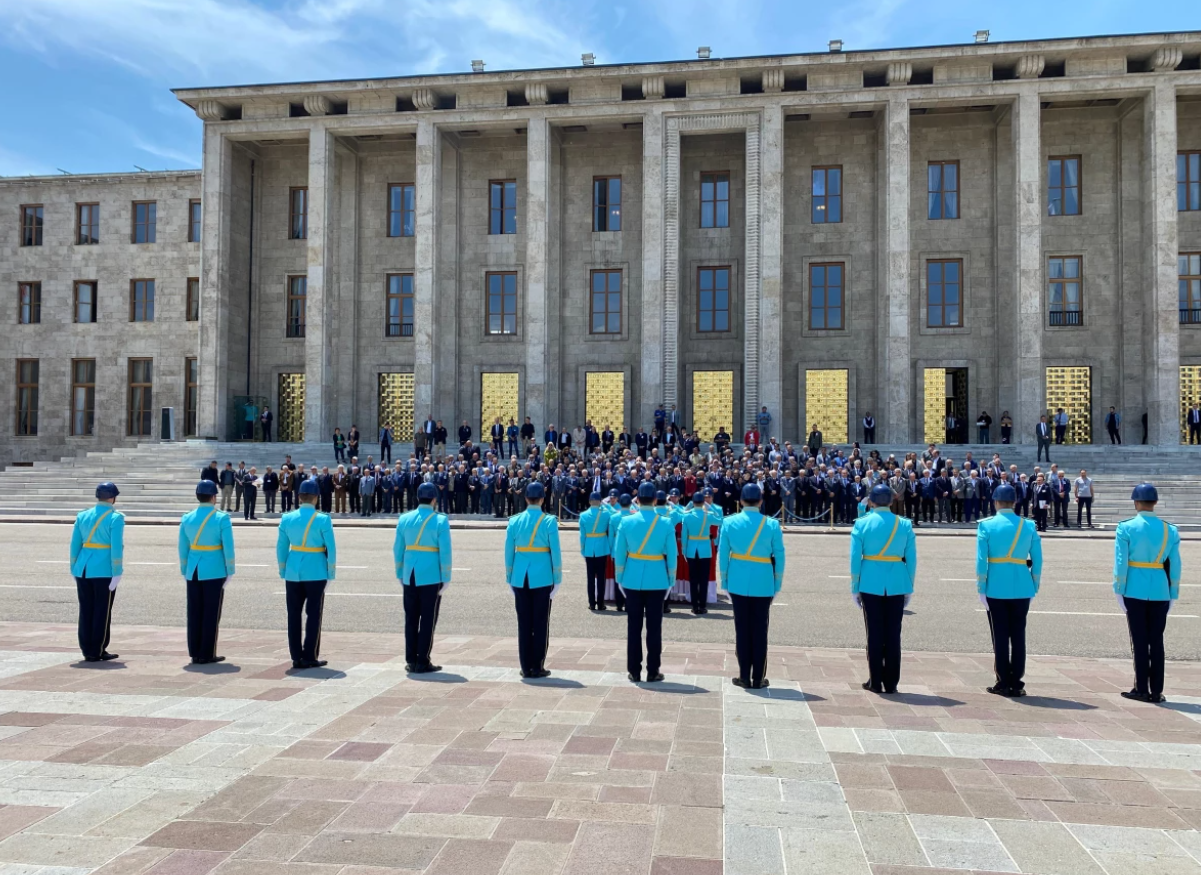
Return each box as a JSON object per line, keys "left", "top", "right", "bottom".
{"left": 1013, "top": 89, "right": 1043, "bottom": 445}
{"left": 525, "top": 115, "right": 551, "bottom": 430}
{"left": 881, "top": 95, "right": 911, "bottom": 442}
{"left": 641, "top": 107, "right": 665, "bottom": 428}
{"left": 304, "top": 126, "right": 335, "bottom": 441}
{"left": 1145, "top": 81, "right": 1180, "bottom": 445}
{"left": 198, "top": 127, "right": 234, "bottom": 440}
{"left": 758, "top": 104, "right": 785, "bottom": 433}
{"left": 413, "top": 119, "right": 441, "bottom": 425}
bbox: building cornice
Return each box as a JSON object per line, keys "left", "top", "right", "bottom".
{"left": 0, "top": 169, "right": 201, "bottom": 187}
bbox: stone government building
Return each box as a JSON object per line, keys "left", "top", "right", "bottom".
{"left": 4, "top": 30, "right": 1201, "bottom": 464}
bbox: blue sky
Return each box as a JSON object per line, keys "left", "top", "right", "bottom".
{"left": 0, "top": 0, "right": 1193, "bottom": 177}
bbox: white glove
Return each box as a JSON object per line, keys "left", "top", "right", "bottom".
{"left": 109, "top": 575, "right": 122, "bottom": 592}
{"left": 1115, "top": 594, "right": 1126, "bottom": 613}
{"left": 903, "top": 593, "right": 913, "bottom": 608}
{"left": 979, "top": 593, "right": 989, "bottom": 608}
{"left": 550, "top": 584, "right": 560, "bottom": 600}
{"left": 852, "top": 593, "right": 862, "bottom": 609}
{"left": 1168, "top": 599, "right": 1176, "bottom": 615}
{"left": 440, "top": 582, "right": 451, "bottom": 595}
{"left": 618, "top": 584, "right": 626, "bottom": 597}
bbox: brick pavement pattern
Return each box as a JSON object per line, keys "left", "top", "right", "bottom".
{"left": 0, "top": 625, "right": 1200, "bottom": 873}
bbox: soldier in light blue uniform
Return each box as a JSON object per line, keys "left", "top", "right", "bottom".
{"left": 681, "top": 488, "right": 724, "bottom": 614}
{"left": 395, "top": 482, "right": 451, "bottom": 674}
{"left": 505, "top": 482, "right": 562, "bottom": 678}
{"left": 276, "top": 479, "right": 337, "bottom": 670}
{"left": 579, "top": 492, "right": 611, "bottom": 611}
{"left": 718, "top": 483, "right": 785, "bottom": 689}
{"left": 614, "top": 482, "right": 677, "bottom": 683}
{"left": 1114, "top": 483, "right": 1182, "bottom": 703}
{"left": 850, "top": 484, "right": 917, "bottom": 694}
{"left": 179, "top": 480, "right": 236, "bottom": 665}
{"left": 69, "top": 481, "right": 125, "bottom": 662}
{"left": 975, "top": 484, "right": 1042, "bottom": 697}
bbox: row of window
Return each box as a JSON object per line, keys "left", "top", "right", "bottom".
{"left": 14, "top": 357, "right": 197, "bottom": 438}
{"left": 19, "top": 200, "right": 200, "bottom": 247}
{"left": 17, "top": 279, "right": 200, "bottom": 324}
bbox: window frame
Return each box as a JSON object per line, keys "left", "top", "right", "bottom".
{"left": 588, "top": 269, "right": 623, "bottom": 335}
{"left": 127, "top": 358, "right": 153, "bottom": 437}
{"left": 696, "top": 265, "right": 732, "bottom": 333}
{"left": 488, "top": 179, "right": 517, "bottom": 235}
{"left": 289, "top": 187, "right": 308, "bottom": 240}
{"left": 188, "top": 199, "right": 202, "bottom": 242}
{"left": 131, "top": 200, "right": 157, "bottom": 244}
{"left": 15, "top": 359, "right": 38, "bottom": 436}
{"left": 1179, "top": 252, "right": 1201, "bottom": 325}
{"left": 811, "top": 166, "right": 843, "bottom": 224}
{"left": 73, "top": 280, "right": 98, "bottom": 324}
{"left": 286, "top": 275, "right": 307, "bottom": 338}
{"left": 485, "top": 270, "right": 519, "bottom": 336}
{"left": 387, "top": 183, "right": 416, "bottom": 238}
{"left": 18, "top": 281, "right": 41, "bottom": 325}
{"left": 184, "top": 357, "right": 198, "bottom": 437}
{"left": 19, "top": 204, "right": 43, "bottom": 247}
{"left": 76, "top": 202, "right": 100, "bottom": 245}
{"left": 592, "top": 176, "right": 622, "bottom": 232}
{"left": 71, "top": 358, "right": 96, "bottom": 437}
{"left": 1180, "top": 150, "right": 1201, "bottom": 212}
{"left": 808, "top": 262, "right": 846, "bottom": 331}
{"left": 926, "top": 160, "right": 960, "bottom": 220}
{"left": 926, "top": 258, "right": 964, "bottom": 328}
{"left": 385, "top": 273, "right": 415, "bottom": 337}
{"left": 1047, "top": 156, "right": 1082, "bottom": 217}
{"left": 186, "top": 277, "right": 200, "bottom": 322}
{"left": 699, "top": 171, "right": 730, "bottom": 229}
{"left": 130, "top": 278, "right": 155, "bottom": 323}
{"left": 1047, "top": 255, "right": 1084, "bottom": 327}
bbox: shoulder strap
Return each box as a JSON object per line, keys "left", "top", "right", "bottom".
{"left": 1154, "top": 520, "right": 1170, "bottom": 565}
{"left": 746, "top": 514, "right": 768, "bottom": 554}
{"left": 527, "top": 514, "right": 548, "bottom": 549}
{"left": 193, "top": 507, "right": 218, "bottom": 548}
{"left": 300, "top": 511, "right": 319, "bottom": 548}
{"left": 879, "top": 515, "right": 901, "bottom": 557}
{"left": 84, "top": 509, "right": 113, "bottom": 546}
{"left": 1004, "top": 518, "right": 1025, "bottom": 560}
{"left": 414, "top": 512, "right": 436, "bottom": 546}
{"left": 635, "top": 516, "right": 659, "bottom": 554}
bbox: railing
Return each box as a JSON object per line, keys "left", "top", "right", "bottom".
{"left": 1048, "top": 310, "right": 1083, "bottom": 327}
{"left": 386, "top": 323, "right": 415, "bottom": 338}
{"left": 1181, "top": 308, "right": 1201, "bottom": 325}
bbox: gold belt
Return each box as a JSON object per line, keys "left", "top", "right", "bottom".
{"left": 515, "top": 547, "right": 550, "bottom": 553}
{"left": 988, "top": 558, "right": 1026, "bottom": 565}
{"left": 191, "top": 546, "right": 221, "bottom": 552}
{"left": 290, "top": 547, "right": 326, "bottom": 554}
{"left": 408, "top": 546, "right": 438, "bottom": 553}
{"left": 1129, "top": 561, "right": 1166, "bottom": 569}
{"left": 864, "top": 555, "right": 901, "bottom": 563}
{"left": 731, "top": 553, "right": 770, "bottom": 564}
{"left": 687, "top": 535, "right": 710, "bottom": 540}
{"left": 82, "top": 544, "right": 110, "bottom": 550}
{"left": 585, "top": 534, "right": 608, "bottom": 538}
{"left": 628, "top": 553, "right": 665, "bottom": 560}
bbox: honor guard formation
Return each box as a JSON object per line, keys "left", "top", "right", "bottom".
{"left": 68, "top": 476, "right": 1183, "bottom": 703}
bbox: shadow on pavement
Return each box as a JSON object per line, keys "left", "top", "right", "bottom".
{"left": 183, "top": 662, "right": 241, "bottom": 675}
{"left": 410, "top": 672, "right": 468, "bottom": 684}
{"left": 1014, "top": 695, "right": 1099, "bottom": 711}
{"left": 521, "top": 677, "right": 585, "bottom": 688}
{"left": 71, "top": 660, "right": 126, "bottom": 670}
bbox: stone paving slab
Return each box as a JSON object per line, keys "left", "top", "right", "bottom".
{"left": 1, "top": 624, "right": 1201, "bottom": 873}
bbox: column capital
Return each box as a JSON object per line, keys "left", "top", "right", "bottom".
{"left": 1152, "top": 46, "right": 1183, "bottom": 72}
{"left": 1015, "top": 54, "right": 1045, "bottom": 79}
{"left": 886, "top": 62, "right": 912, "bottom": 86}
{"left": 412, "top": 88, "right": 437, "bottom": 111}
{"left": 302, "top": 94, "right": 331, "bottom": 116}
{"left": 642, "top": 75, "right": 665, "bottom": 100}
{"left": 195, "top": 99, "right": 228, "bottom": 121}
{"left": 761, "top": 69, "right": 784, "bottom": 93}
{"left": 525, "top": 82, "right": 549, "bottom": 105}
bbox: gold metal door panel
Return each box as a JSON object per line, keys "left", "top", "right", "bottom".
{"left": 923, "top": 368, "right": 946, "bottom": 445}
{"left": 480, "top": 372, "right": 520, "bottom": 439}
{"left": 378, "top": 373, "right": 415, "bottom": 441}
{"left": 692, "top": 371, "right": 734, "bottom": 442}
{"left": 1045, "top": 366, "right": 1091, "bottom": 444}
{"left": 805, "top": 369, "right": 848, "bottom": 444}
{"left": 585, "top": 372, "right": 625, "bottom": 432}
{"left": 1181, "top": 366, "right": 1201, "bottom": 444}
{"left": 277, "top": 373, "right": 306, "bottom": 442}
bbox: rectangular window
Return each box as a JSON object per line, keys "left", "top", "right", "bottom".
{"left": 186, "top": 277, "right": 200, "bottom": 322}
{"left": 1180, "top": 253, "right": 1201, "bottom": 324}
{"left": 130, "top": 279, "right": 155, "bottom": 322}
{"left": 589, "top": 269, "right": 622, "bottom": 334}
{"left": 188, "top": 199, "right": 202, "bottom": 242}
{"left": 386, "top": 273, "right": 414, "bottom": 337}
{"left": 289, "top": 187, "right": 308, "bottom": 239}
{"left": 1048, "top": 256, "right": 1083, "bottom": 326}
{"left": 486, "top": 271, "right": 518, "bottom": 335}
{"left": 77, "top": 203, "right": 99, "bottom": 244}
{"left": 593, "top": 177, "right": 622, "bottom": 232}
{"left": 15, "top": 360, "right": 38, "bottom": 436}
{"left": 812, "top": 166, "right": 842, "bottom": 224}
{"left": 71, "top": 359, "right": 96, "bottom": 437}
{"left": 132, "top": 201, "right": 156, "bottom": 243}
{"left": 18, "top": 282, "right": 41, "bottom": 324}
{"left": 20, "top": 205, "right": 43, "bottom": 247}
{"left": 286, "top": 275, "right": 307, "bottom": 338}
{"left": 489, "top": 180, "right": 517, "bottom": 235}
{"left": 1048, "top": 156, "right": 1081, "bottom": 216}
{"left": 809, "top": 263, "right": 845, "bottom": 330}
{"left": 700, "top": 172, "right": 730, "bottom": 228}
{"left": 127, "top": 358, "right": 153, "bottom": 437}
{"left": 926, "top": 259, "right": 963, "bottom": 327}
{"left": 387, "top": 183, "right": 416, "bottom": 237}
{"left": 1180, "top": 151, "right": 1201, "bottom": 212}
{"left": 697, "top": 266, "right": 731, "bottom": 332}
{"left": 927, "top": 161, "right": 960, "bottom": 220}
{"left": 74, "top": 281, "right": 98, "bottom": 324}
{"left": 184, "top": 357, "right": 198, "bottom": 437}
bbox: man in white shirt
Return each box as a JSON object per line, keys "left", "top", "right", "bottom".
{"left": 1073, "top": 469, "right": 1096, "bottom": 529}
{"left": 1053, "top": 408, "right": 1069, "bottom": 445}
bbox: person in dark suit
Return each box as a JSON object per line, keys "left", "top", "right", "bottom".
{"left": 317, "top": 467, "right": 334, "bottom": 515}
{"left": 1031, "top": 474, "right": 1052, "bottom": 532}
{"left": 242, "top": 468, "right": 260, "bottom": 520}
{"left": 1052, "top": 471, "right": 1072, "bottom": 528}
{"left": 1188, "top": 406, "right": 1201, "bottom": 445}
{"left": 262, "top": 467, "right": 279, "bottom": 514}
{"left": 1035, "top": 416, "right": 1052, "bottom": 463}
{"left": 634, "top": 428, "right": 649, "bottom": 459}
{"left": 260, "top": 406, "right": 274, "bottom": 442}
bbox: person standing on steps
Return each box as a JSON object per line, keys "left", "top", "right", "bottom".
{"left": 70, "top": 482, "right": 124, "bottom": 663}
{"left": 179, "top": 481, "right": 236, "bottom": 665}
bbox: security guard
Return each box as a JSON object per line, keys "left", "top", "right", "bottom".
{"left": 505, "top": 482, "right": 562, "bottom": 678}
{"left": 179, "top": 481, "right": 236, "bottom": 664}
{"left": 718, "top": 483, "right": 785, "bottom": 689}
{"left": 276, "top": 479, "right": 337, "bottom": 670}
{"left": 394, "top": 482, "right": 451, "bottom": 674}
{"left": 69, "top": 481, "right": 125, "bottom": 662}
{"left": 579, "top": 492, "right": 611, "bottom": 610}
{"left": 614, "top": 482, "right": 677, "bottom": 683}
{"left": 975, "top": 484, "right": 1042, "bottom": 697}
{"left": 850, "top": 484, "right": 917, "bottom": 694}
{"left": 681, "top": 488, "right": 724, "bottom": 614}
{"left": 1114, "top": 482, "right": 1181, "bottom": 703}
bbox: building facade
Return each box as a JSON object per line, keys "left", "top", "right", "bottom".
{"left": 4, "top": 32, "right": 1201, "bottom": 464}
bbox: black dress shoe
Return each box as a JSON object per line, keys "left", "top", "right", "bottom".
{"left": 732, "top": 677, "right": 748, "bottom": 688}
{"left": 598, "top": 603, "right": 607, "bottom": 610}
{"left": 529, "top": 668, "right": 551, "bottom": 678}
{"left": 663, "top": 606, "right": 672, "bottom": 613}
{"left": 986, "top": 685, "right": 1011, "bottom": 696}
{"left": 646, "top": 672, "right": 665, "bottom": 683}
{"left": 691, "top": 608, "right": 700, "bottom": 615}
{"left": 589, "top": 605, "right": 597, "bottom": 611}
{"left": 882, "top": 687, "right": 898, "bottom": 695}
{"left": 191, "top": 658, "right": 205, "bottom": 665}
{"left": 423, "top": 664, "right": 443, "bottom": 673}
{"left": 99, "top": 652, "right": 119, "bottom": 661}
{"left": 404, "top": 663, "right": 416, "bottom": 673}
{"left": 291, "top": 661, "right": 306, "bottom": 670}
{"left": 616, "top": 607, "right": 625, "bottom": 612}
{"left": 210, "top": 656, "right": 226, "bottom": 663}
{"left": 753, "top": 678, "right": 770, "bottom": 689}
{"left": 306, "top": 660, "right": 328, "bottom": 669}
{"left": 84, "top": 656, "right": 101, "bottom": 663}
{"left": 1121, "top": 689, "right": 1151, "bottom": 702}
{"left": 628, "top": 672, "right": 641, "bottom": 683}
{"left": 861, "top": 680, "right": 882, "bottom": 694}
{"left": 1010, "top": 687, "right": 1027, "bottom": 697}
{"left": 1149, "top": 693, "right": 1167, "bottom": 704}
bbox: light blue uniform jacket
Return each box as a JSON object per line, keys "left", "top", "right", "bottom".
{"left": 1114, "top": 511, "right": 1181, "bottom": 601}
{"left": 276, "top": 506, "right": 337, "bottom": 581}
{"left": 680, "top": 502, "right": 724, "bottom": 559}
{"left": 849, "top": 510, "right": 917, "bottom": 596}
{"left": 70, "top": 504, "right": 125, "bottom": 578}
{"left": 578, "top": 506, "right": 612, "bottom": 558}
{"left": 505, "top": 508, "right": 562, "bottom": 588}
{"left": 178, "top": 506, "right": 236, "bottom": 581}
{"left": 975, "top": 510, "right": 1041, "bottom": 599}
{"left": 613, "top": 509, "right": 676, "bottom": 591}
{"left": 717, "top": 509, "right": 784, "bottom": 596}
{"left": 394, "top": 506, "right": 451, "bottom": 586}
